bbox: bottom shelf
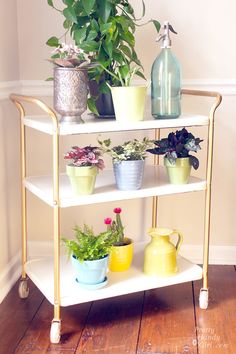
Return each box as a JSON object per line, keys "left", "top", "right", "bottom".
{"left": 25, "top": 243, "right": 203, "bottom": 307}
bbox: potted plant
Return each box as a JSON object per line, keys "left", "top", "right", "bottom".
{"left": 98, "top": 137, "right": 152, "bottom": 190}
{"left": 102, "top": 65, "right": 147, "bottom": 122}
{"left": 64, "top": 145, "right": 105, "bottom": 195}
{"left": 48, "top": 42, "right": 95, "bottom": 124}
{"left": 62, "top": 224, "right": 119, "bottom": 288}
{"left": 147, "top": 128, "right": 203, "bottom": 184}
{"left": 46, "top": 0, "right": 160, "bottom": 117}
{"left": 105, "top": 207, "right": 133, "bottom": 272}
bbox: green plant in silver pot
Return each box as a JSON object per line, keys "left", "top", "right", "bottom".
{"left": 98, "top": 137, "right": 152, "bottom": 190}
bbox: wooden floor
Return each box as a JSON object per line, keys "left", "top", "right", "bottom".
{"left": 0, "top": 265, "right": 235, "bottom": 354}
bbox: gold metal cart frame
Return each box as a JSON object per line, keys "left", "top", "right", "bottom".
{"left": 10, "top": 89, "right": 222, "bottom": 344}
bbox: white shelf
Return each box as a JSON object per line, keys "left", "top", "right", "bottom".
{"left": 25, "top": 242, "right": 203, "bottom": 307}
{"left": 23, "top": 113, "right": 209, "bottom": 135}
{"left": 24, "top": 165, "right": 206, "bottom": 208}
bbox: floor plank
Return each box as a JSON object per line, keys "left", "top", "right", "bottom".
{"left": 0, "top": 279, "right": 44, "bottom": 354}
{"left": 76, "top": 292, "right": 144, "bottom": 354}
{"left": 137, "top": 282, "right": 197, "bottom": 354}
{"left": 2, "top": 266, "right": 236, "bottom": 354}
{"left": 15, "top": 299, "right": 91, "bottom": 354}
{"left": 194, "top": 265, "right": 236, "bottom": 354}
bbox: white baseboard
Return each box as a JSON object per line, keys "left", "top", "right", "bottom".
{"left": 1, "top": 242, "right": 234, "bottom": 303}
{"left": 28, "top": 241, "right": 236, "bottom": 265}
{"left": 1, "top": 79, "right": 236, "bottom": 101}
{"left": 0, "top": 251, "right": 21, "bottom": 303}
{"left": 180, "top": 245, "right": 236, "bottom": 265}
{"left": 0, "top": 81, "right": 22, "bottom": 100}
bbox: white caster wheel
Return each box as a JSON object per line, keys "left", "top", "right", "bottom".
{"left": 50, "top": 321, "right": 61, "bottom": 344}
{"left": 18, "top": 279, "right": 29, "bottom": 299}
{"left": 199, "top": 288, "right": 209, "bottom": 309}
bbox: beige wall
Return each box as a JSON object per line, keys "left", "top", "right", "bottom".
{"left": 0, "top": 0, "right": 19, "bottom": 80}
{"left": 0, "top": 0, "right": 21, "bottom": 272}
{"left": 1, "top": 0, "right": 236, "bottom": 279}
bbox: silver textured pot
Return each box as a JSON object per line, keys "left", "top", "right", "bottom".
{"left": 113, "top": 160, "right": 145, "bottom": 190}
{"left": 53, "top": 67, "right": 88, "bottom": 124}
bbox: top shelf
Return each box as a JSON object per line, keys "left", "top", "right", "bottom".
{"left": 23, "top": 113, "right": 209, "bottom": 136}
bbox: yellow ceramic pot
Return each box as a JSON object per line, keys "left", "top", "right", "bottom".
{"left": 109, "top": 237, "right": 133, "bottom": 272}
{"left": 144, "top": 227, "right": 183, "bottom": 277}
{"left": 164, "top": 157, "right": 191, "bottom": 184}
{"left": 66, "top": 164, "right": 98, "bottom": 195}
{"left": 111, "top": 86, "right": 147, "bottom": 122}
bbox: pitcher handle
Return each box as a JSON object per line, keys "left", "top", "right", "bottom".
{"left": 171, "top": 229, "right": 183, "bottom": 255}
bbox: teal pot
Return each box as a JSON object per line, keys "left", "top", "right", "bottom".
{"left": 113, "top": 160, "right": 145, "bottom": 190}
{"left": 111, "top": 86, "right": 147, "bottom": 122}
{"left": 66, "top": 165, "right": 98, "bottom": 195}
{"left": 164, "top": 157, "right": 191, "bottom": 184}
{"left": 71, "top": 255, "right": 109, "bottom": 286}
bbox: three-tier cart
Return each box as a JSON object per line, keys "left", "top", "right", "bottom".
{"left": 10, "top": 89, "right": 222, "bottom": 343}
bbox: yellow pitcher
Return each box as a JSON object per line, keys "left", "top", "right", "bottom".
{"left": 144, "top": 227, "right": 183, "bottom": 277}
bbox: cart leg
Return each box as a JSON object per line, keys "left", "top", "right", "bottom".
{"left": 19, "top": 110, "right": 29, "bottom": 299}
{"left": 51, "top": 120, "right": 61, "bottom": 344}
{"left": 152, "top": 129, "right": 160, "bottom": 228}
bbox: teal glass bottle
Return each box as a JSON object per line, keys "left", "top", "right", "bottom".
{"left": 151, "top": 22, "right": 181, "bottom": 119}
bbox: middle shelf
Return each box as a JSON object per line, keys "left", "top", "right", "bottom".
{"left": 24, "top": 165, "right": 206, "bottom": 207}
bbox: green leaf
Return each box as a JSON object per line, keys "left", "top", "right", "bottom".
{"left": 119, "top": 65, "right": 130, "bottom": 80}
{"left": 98, "top": 0, "right": 112, "bottom": 23}
{"left": 63, "top": 0, "right": 74, "bottom": 5}
{"left": 63, "top": 19, "right": 72, "bottom": 29}
{"left": 103, "top": 40, "right": 113, "bottom": 57}
{"left": 79, "top": 40, "right": 99, "bottom": 52}
{"left": 74, "top": 27, "right": 87, "bottom": 45}
{"left": 115, "top": 16, "right": 129, "bottom": 31}
{"left": 76, "top": 16, "right": 90, "bottom": 27}
{"left": 87, "top": 29, "right": 98, "bottom": 41}
{"left": 46, "top": 36, "right": 59, "bottom": 47}
{"left": 123, "top": 3, "right": 134, "bottom": 16}
{"left": 46, "top": 77, "right": 54, "bottom": 81}
{"left": 63, "top": 6, "right": 77, "bottom": 24}
{"left": 122, "top": 31, "right": 135, "bottom": 47}
{"left": 113, "top": 51, "right": 124, "bottom": 65}
{"left": 82, "top": 0, "right": 96, "bottom": 15}
{"left": 99, "top": 81, "right": 110, "bottom": 94}
{"left": 91, "top": 19, "right": 99, "bottom": 32}
{"left": 152, "top": 20, "right": 161, "bottom": 33}
{"left": 119, "top": 44, "right": 132, "bottom": 59}
{"left": 135, "top": 70, "right": 146, "bottom": 81}
{"left": 87, "top": 97, "right": 99, "bottom": 115}
{"left": 47, "top": 0, "right": 53, "bottom": 7}
{"left": 100, "top": 22, "right": 112, "bottom": 35}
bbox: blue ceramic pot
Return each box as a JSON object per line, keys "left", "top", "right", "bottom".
{"left": 71, "top": 254, "right": 109, "bottom": 285}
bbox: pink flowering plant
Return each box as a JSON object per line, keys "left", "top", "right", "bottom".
{"left": 64, "top": 145, "right": 105, "bottom": 170}
{"left": 48, "top": 42, "right": 96, "bottom": 69}
{"left": 104, "top": 207, "right": 125, "bottom": 245}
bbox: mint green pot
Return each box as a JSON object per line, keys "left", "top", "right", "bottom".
{"left": 66, "top": 165, "right": 98, "bottom": 195}
{"left": 111, "top": 86, "right": 147, "bottom": 122}
{"left": 164, "top": 157, "right": 191, "bottom": 184}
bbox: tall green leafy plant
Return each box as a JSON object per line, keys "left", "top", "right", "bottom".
{"left": 46, "top": 0, "right": 160, "bottom": 110}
